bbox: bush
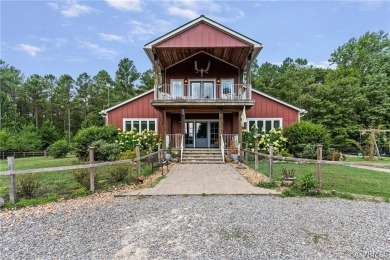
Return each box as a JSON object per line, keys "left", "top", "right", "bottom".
{"left": 258, "top": 181, "right": 276, "bottom": 188}
{"left": 92, "top": 140, "right": 121, "bottom": 161}
{"left": 109, "top": 164, "right": 129, "bottom": 182}
{"left": 300, "top": 173, "right": 318, "bottom": 193}
{"left": 72, "top": 168, "right": 99, "bottom": 189}
{"left": 283, "top": 121, "right": 331, "bottom": 158}
{"left": 49, "top": 140, "right": 70, "bottom": 158}
{"left": 296, "top": 144, "right": 317, "bottom": 159}
{"left": 72, "top": 126, "right": 118, "bottom": 160}
{"left": 116, "top": 128, "right": 160, "bottom": 151}
{"left": 17, "top": 173, "right": 41, "bottom": 199}
{"left": 119, "top": 150, "right": 137, "bottom": 160}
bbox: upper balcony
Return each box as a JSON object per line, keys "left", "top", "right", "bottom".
{"left": 151, "top": 83, "right": 254, "bottom": 109}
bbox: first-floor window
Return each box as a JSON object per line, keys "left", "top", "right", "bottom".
{"left": 247, "top": 118, "right": 282, "bottom": 134}
{"left": 123, "top": 118, "right": 158, "bottom": 132}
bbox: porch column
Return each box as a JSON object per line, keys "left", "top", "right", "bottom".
{"left": 238, "top": 109, "right": 243, "bottom": 145}
{"left": 218, "top": 108, "right": 224, "bottom": 148}
{"left": 181, "top": 108, "right": 185, "bottom": 137}
{"left": 163, "top": 109, "right": 167, "bottom": 148}
{"left": 153, "top": 53, "right": 160, "bottom": 100}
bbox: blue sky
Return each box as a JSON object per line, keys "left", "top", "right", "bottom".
{"left": 1, "top": 0, "right": 389, "bottom": 80}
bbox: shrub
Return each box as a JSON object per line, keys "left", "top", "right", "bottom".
{"left": 243, "top": 124, "right": 288, "bottom": 153}
{"left": 49, "top": 140, "right": 70, "bottom": 158}
{"left": 283, "top": 121, "right": 331, "bottom": 158}
{"left": 300, "top": 173, "right": 318, "bottom": 193}
{"left": 119, "top": 150, "right": 137, "bottom": 160}
{"left": 116, "top": 128, "right": 160, "bottom": 151}
{"left": 296, "top": 144, "right": 317, "bottom": 159}
{"left": 17, "top": 173, "right": 41, "bottom": 199}
{"left": 91, "top": 140, "right": 121, "bottom": 161}
{"left": 72, "top": 126, "right": 118, "bottom": 160}
{"left": 109, "top": 164, "right": 129, "bottom": 182}
{"left": 72, "top": 168, "right": 99, "bottom": 189}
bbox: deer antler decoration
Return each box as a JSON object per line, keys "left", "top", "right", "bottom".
{"left": 194, "top": 61, "right": 210, "bottom": 77}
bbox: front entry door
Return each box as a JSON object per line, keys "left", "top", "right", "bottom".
{"left": 195, "top": 122, "right": 208, "bottom": 148}
{"left": 185, "top": 121, "right": 219, "bottom": 148}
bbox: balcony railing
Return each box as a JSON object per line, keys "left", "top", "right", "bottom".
{"left": 155, "top": 84, "right": 251, "bottom": 100}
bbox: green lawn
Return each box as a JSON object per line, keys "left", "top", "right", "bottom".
{"left": 344, "top": 156, "right": 390, "bottom": 164}
{"left": 0, "top": 155, "right": 154, "bottom": 208}
{"left": 247, "top": 158, "right": 390, "bottom": 199}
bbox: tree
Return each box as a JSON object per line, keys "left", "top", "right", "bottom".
{"left": 92, "top": 70, "right": 114, "bottom": 110}
{"left": 137, "top": 69, "right": 154, "bottom": 94}
{"left": 114, "top": 58, "right": 140, "bottom": 102}
{"left": 24, "top": 74, "right": 47, "bottom": 127}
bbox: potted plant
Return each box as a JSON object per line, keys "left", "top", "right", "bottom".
{"left": 165, "top": 141, "right": 172, "bottom": 161}
{"left": 172, "top": 151, "right": 180, "bottom": 163}
{"left": 230, "top": 138, "right": 238, "bottom": 161}
{"left": 282, "top": 168, "right": 296, "bottom": 187}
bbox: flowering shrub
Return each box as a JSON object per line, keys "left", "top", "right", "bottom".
{"left": 115, "top": 128, "right": 160, "bottom": 152}
{"left": 243, "top": 124, "right": 287, "bottom": 153}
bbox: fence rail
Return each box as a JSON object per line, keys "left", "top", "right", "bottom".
{"left": 1, "top": 145, "right": 167, "bottom": 203}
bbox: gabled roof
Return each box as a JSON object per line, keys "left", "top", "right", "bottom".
{"left": 100, "top": 89, "right": 154, "bottom": 114}
{"left": 144, "top": 15, "right": 263, "bottom": 69}
{"left": 251, "top": 89, "right": 305, "bottom": 113}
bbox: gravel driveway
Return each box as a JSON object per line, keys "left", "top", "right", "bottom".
{"left": 1, "top": 194, "right": 389, "bottom": 259}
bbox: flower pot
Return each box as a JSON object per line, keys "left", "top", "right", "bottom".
{"left": 165, "top": 153, "right": 172, "bottom": 161}
{"left": 282, "top": 177, "right": 296, "bottom": 187}
{"left": 231, "top": 153, "right": 239, "bottom": 161}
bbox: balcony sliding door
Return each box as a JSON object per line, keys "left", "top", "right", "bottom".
{"left": 189, "top": 81, "right": 214, "bottom": 99}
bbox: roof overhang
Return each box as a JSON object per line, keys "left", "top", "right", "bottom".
{"left": 144, "top": 15, "right": 263, "bottom": 69}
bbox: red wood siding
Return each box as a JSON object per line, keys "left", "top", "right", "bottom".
{"left": 246, "top": 92, "right": 299, "bottom": 128}
{"left": 166, "top": 52, "right": 239, "bottom": 85}
{"left": 155, "top": 22, "right": 250, "bottom": 48}
{"left": 107, "top": 92, "right": 163, "bottom": 131}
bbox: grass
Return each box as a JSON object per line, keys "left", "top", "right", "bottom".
{"left": 246, "top": 156, "right": 390, "bottom": 199}
{"left": 0, "top": 155, "right": 156, "bottom": 208}
{"left": 344, "top": 156, "right": 390, "bottom": 164}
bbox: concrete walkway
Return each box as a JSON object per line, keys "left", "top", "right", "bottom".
{"left": 121, "top": 164, "right": 280, "bottom": 196}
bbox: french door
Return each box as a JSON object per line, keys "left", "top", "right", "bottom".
{"left": 190, "top": 81, "right": 214, "bottom": 99}
{"left": 185, "top": 121, "right": 219, "bottom": 148}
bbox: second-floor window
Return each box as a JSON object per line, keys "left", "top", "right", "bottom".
{"left": 222, "top": 79, "right": 234, "bottom": 95}
{"left": 171, "top": 80, "right": 183, "bottom": 98}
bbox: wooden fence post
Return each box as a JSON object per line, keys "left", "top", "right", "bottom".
{"left": 136, "top": 144, "right": 141, "bottom": 178}
{"left": 269, "top": 145, "right": 274, "bottom": 179}
{"left": 317, "top": 144, "right": 323, "bottom": 189}
{"left": 158, "top": 143, "right": 161, "bottom": 161}
{"left": 245, "top": 142, "right": 248, "bottom": 164}
{"left": 254, "top": 142, "right": 259, "bottom": 171}
{"left": 148, "top": 144, "right": 152, "bottom": 154}
{"left": 89, "top": 147, "right": 95, "bottom": 192}
{"left": 8, "top": 157, "right": 16, "bottom": 203}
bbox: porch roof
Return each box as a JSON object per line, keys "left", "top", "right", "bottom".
{"left": 144, "top": 15, "right": 263, "bottom": 69}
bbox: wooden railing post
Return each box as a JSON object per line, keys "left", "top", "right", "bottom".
{"left": 317, "top": 144, "right": 323, "bottom": 189}
{"left": 136, "top": 144, "right": 141, "bottom": 178}
{"left": 158, "top": 143, "right": 161, "bottom": 161}
{"left": 254, "top": 142, "right": 259, "bottom": 171}
{"left": 269, "top": 145, "right": 274, "bottom": 179}
{"left": 8, "top": 157, "right": 16, "bottom": 203}
{"left": 89, "top": 147, "right": 95, "bottom": 192}
{"left": 245, "top": 142, "right": 248, "bottom": 164}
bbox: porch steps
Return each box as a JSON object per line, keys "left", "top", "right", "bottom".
{"left": 181, "top": 149, "right": 224, "bottom": 164}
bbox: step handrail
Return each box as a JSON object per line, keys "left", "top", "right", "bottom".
{"left": 221, "top": 135, "right": 225, "bottom": 163}
{"left": 180, "top": 134, "right": 184, "bottom": 162}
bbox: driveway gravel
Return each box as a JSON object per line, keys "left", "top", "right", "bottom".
{"left": 1, "top": 195, "right": 389, "bottom": 259}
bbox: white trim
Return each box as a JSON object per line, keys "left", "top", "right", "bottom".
{"left": 101, "top": 89, "right": 154, "bottom": 113}
{"left": 251, "top": 89, "right": 304, "bottom": 112}
{"left": 122, "top": 118, "right": 158, "bottom": 132}
{"left": 247, "top": 118, "right": 283, "bottom": 132}
{"left": 170, "top": 79, "right": 184, "bottom": 98}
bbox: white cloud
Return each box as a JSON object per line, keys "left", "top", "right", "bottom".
{"left": 18, "top": 44, "right": 43, "bottom": 56}
{"left": 105, "top": 0, "right": 143, "bottom": 12}
{"left": 49, "top": 0, "right": 98, "bottom": 17}
{"left": 167, "top": 6, "right": 199, "bottom": 19}
{"left": 78, "top": 40, "right": 117, "bottom": 59}
{"left": 99, "top": 33, "right": 125, "bottom": 42}
{"left": 128, "top": 18, "right": 174, "bottom": 42}
{"left": 308, "top": 61, "right": 337, "bottom": 70}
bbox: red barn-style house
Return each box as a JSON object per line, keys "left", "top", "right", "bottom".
{"left": 101, "top": 16, "right": 304, "bottom": 161}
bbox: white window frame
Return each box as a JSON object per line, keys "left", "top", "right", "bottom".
{"left": 247, "top": 118, "right": 283, "bottom": 133}
{"left": 170, "top": 79, "right": 184, "bottom": 98}
{"left": 122, "top": 118, "right": 158, "bottom": 132}
{"left": 221, "top": 78, "right": 234, "bottom": 96}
